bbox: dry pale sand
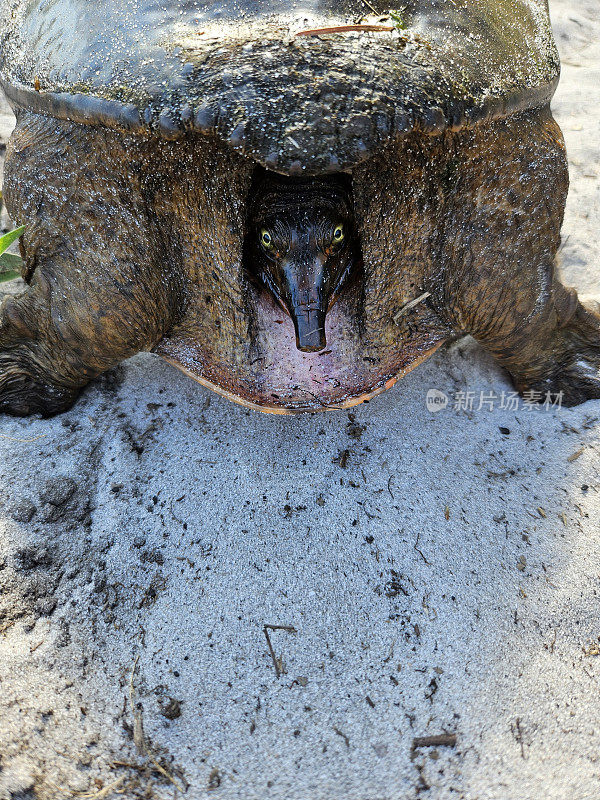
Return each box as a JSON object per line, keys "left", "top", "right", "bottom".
{"left": 0, "top": 2, "right": 599, "bottom": 799}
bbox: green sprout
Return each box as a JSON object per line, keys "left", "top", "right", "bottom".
{"left": 0, "top": 225, "right": 25, "bottom": 283}
{"left": 389, "top": 10, "right": 406, "bottom": 29}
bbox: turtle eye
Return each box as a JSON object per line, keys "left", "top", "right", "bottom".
{"left": 260, "top": 228, "right": 273, "bottom": 250}
{"left": 333, "top": 224, "right": 344, "bottom": 243}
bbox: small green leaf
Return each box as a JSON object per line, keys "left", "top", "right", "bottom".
{"left": 0, "top": 227, "right": 25, "bottom": 281}
{"left": 389, "top": 10, "right": 406, "bottom": 29}
{"left": 0, "top": 252, "right": 22, "bottom": 271}
{"left": 0, "top": 225, "right": 25, "bottom": 257}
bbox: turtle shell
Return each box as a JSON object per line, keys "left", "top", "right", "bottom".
{"left": 0, "top": 0, "right": 559, "bottom": 174}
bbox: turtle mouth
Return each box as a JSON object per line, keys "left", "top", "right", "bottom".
{"left": 258, "top": 270, "right": 329, "bottom": 353}
{"left": 290, "top": 305, "right": 327, "bottom": 353}
{"left": 258, "top": 255, "right": 356, "bottom": 353}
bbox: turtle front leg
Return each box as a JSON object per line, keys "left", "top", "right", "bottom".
{"left": 0, "top": 290, "right": 83, "bottom": 417}
{"left": 468, "top": 281, "right": 600, "bottom": 407}
{"left": 544, "top": 297, "right": 600, "bottom": 404}
{"left": 438, "top": 108, "right": 600, "bottom": 407}
{"left": 0, "top": 263, "right": 178, "bottom": 416}
{"left": 0, "top": 113, "right": 181, "bottom": 417}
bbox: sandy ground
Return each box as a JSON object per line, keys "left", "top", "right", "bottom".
{"left": 0, "top": 2, "right": 599, "bottom": 798}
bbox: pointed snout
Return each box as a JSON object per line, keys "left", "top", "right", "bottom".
{"left": 291, "top": 305, "right": 327, "bottom": 352}
{"left": 280, "top": 256, "right": 329, "bottom": 353}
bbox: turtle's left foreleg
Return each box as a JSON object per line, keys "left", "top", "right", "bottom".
{"left": 439, "top": 108, "right": 600, "bottom": 407}
{"left": 545, "top": 295, "right": 600, "bottom": 403}
{"left": 467, "top": 280, "right": 600, "bottom": 407}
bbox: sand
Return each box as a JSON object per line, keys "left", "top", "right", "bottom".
{"left": 0, "top": 2, "right": 599, "bottom": 798}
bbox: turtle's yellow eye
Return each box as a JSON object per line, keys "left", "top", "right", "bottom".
{"left": 333, "top": 224, "right": 344, "bottom": 243}
{"left": 260, "top": 229, "right": 273, "bottom": 249}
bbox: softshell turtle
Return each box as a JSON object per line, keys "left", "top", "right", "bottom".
{"left": 0, "top": 0, "right": 599, "bottom": 415}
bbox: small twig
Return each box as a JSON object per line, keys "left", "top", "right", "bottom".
{"left": 393, "top": 292, "right": 431, "bottom": 325}
{"left": 148, "top": 757, "right": 186, "bottom": 794}
{"left": 47, "top": 776, "right": 127, "bottom": 800}
{"left": 263, "top": 628, "right": 281, "bottom": 676}
{"left": 334, "top": 727, "right": 350, "bottom": 748}
{"left": 294, "top": 387, "right": 344, "bottom": 410}
{"left": 127, "top": 655, "right": 185, "bottom": 793}
{"left": 0, "top": 433, "right": 47, "bottom": 442}
{"left": 79, "top": 778, "right": 127, "bottom": 800}
{"left": 0, "top": 620, "right": 16, "bottom": 635}
{"left": 112, "top": 758, "right": 184, "bottom": 790}
{"left": 129, "top": 654, "right": 140, "bottom": 716}
{"left": 296, "top": 24, "right": 394, "bottom": 36}
{"left": 111, "top": 761, "right": 146, "bottom": 771}
{"left": 129, "top": 654, "right": 145, "bottom": 754}
{"left": 567, "top": 446, "right": 585, "bottom": 462}
{"left": 557, "top": 234, "right": 570, "bottom": 254}
{"left": 412, "top": 733, "right": 457, "bottom": 751}
{"left": 414, "top": 532, "right": 431, "bottom": 565}
{"left": 263, "top": 624, "right": 297, "bottom": 678}
{"left": 362, "top": 0, "right": 380, "bottom": 14}
{"left": 265, "top": 624, "right": 298, "bottom": 632}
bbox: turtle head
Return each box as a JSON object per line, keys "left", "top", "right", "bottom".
{"left": 249, "top": 173, "right": 357, "bottom": 353}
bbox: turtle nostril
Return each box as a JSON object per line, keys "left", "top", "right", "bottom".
{"left": 292, "top": 307, "right": 327, "bottom": 352}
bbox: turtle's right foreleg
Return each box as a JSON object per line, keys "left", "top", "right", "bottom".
{"left": 0, "top": 112, "right": 181, "bottom": 417}
{"left": 0, "top": 264, "right": 177, "bottom": 416}
{"left": 0, "top": 289, "right": 83, "bottom": 416}
{"left": 0, "top": 234, "right": 180, "bottom": 416}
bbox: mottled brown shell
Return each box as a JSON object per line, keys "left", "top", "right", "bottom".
{"left": 0, "top": 0, "right": 559, "bottom": 173}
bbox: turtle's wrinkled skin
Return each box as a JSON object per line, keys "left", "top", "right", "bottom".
{"left": 0, "top": 0, "right": 599, "bottom": 415}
